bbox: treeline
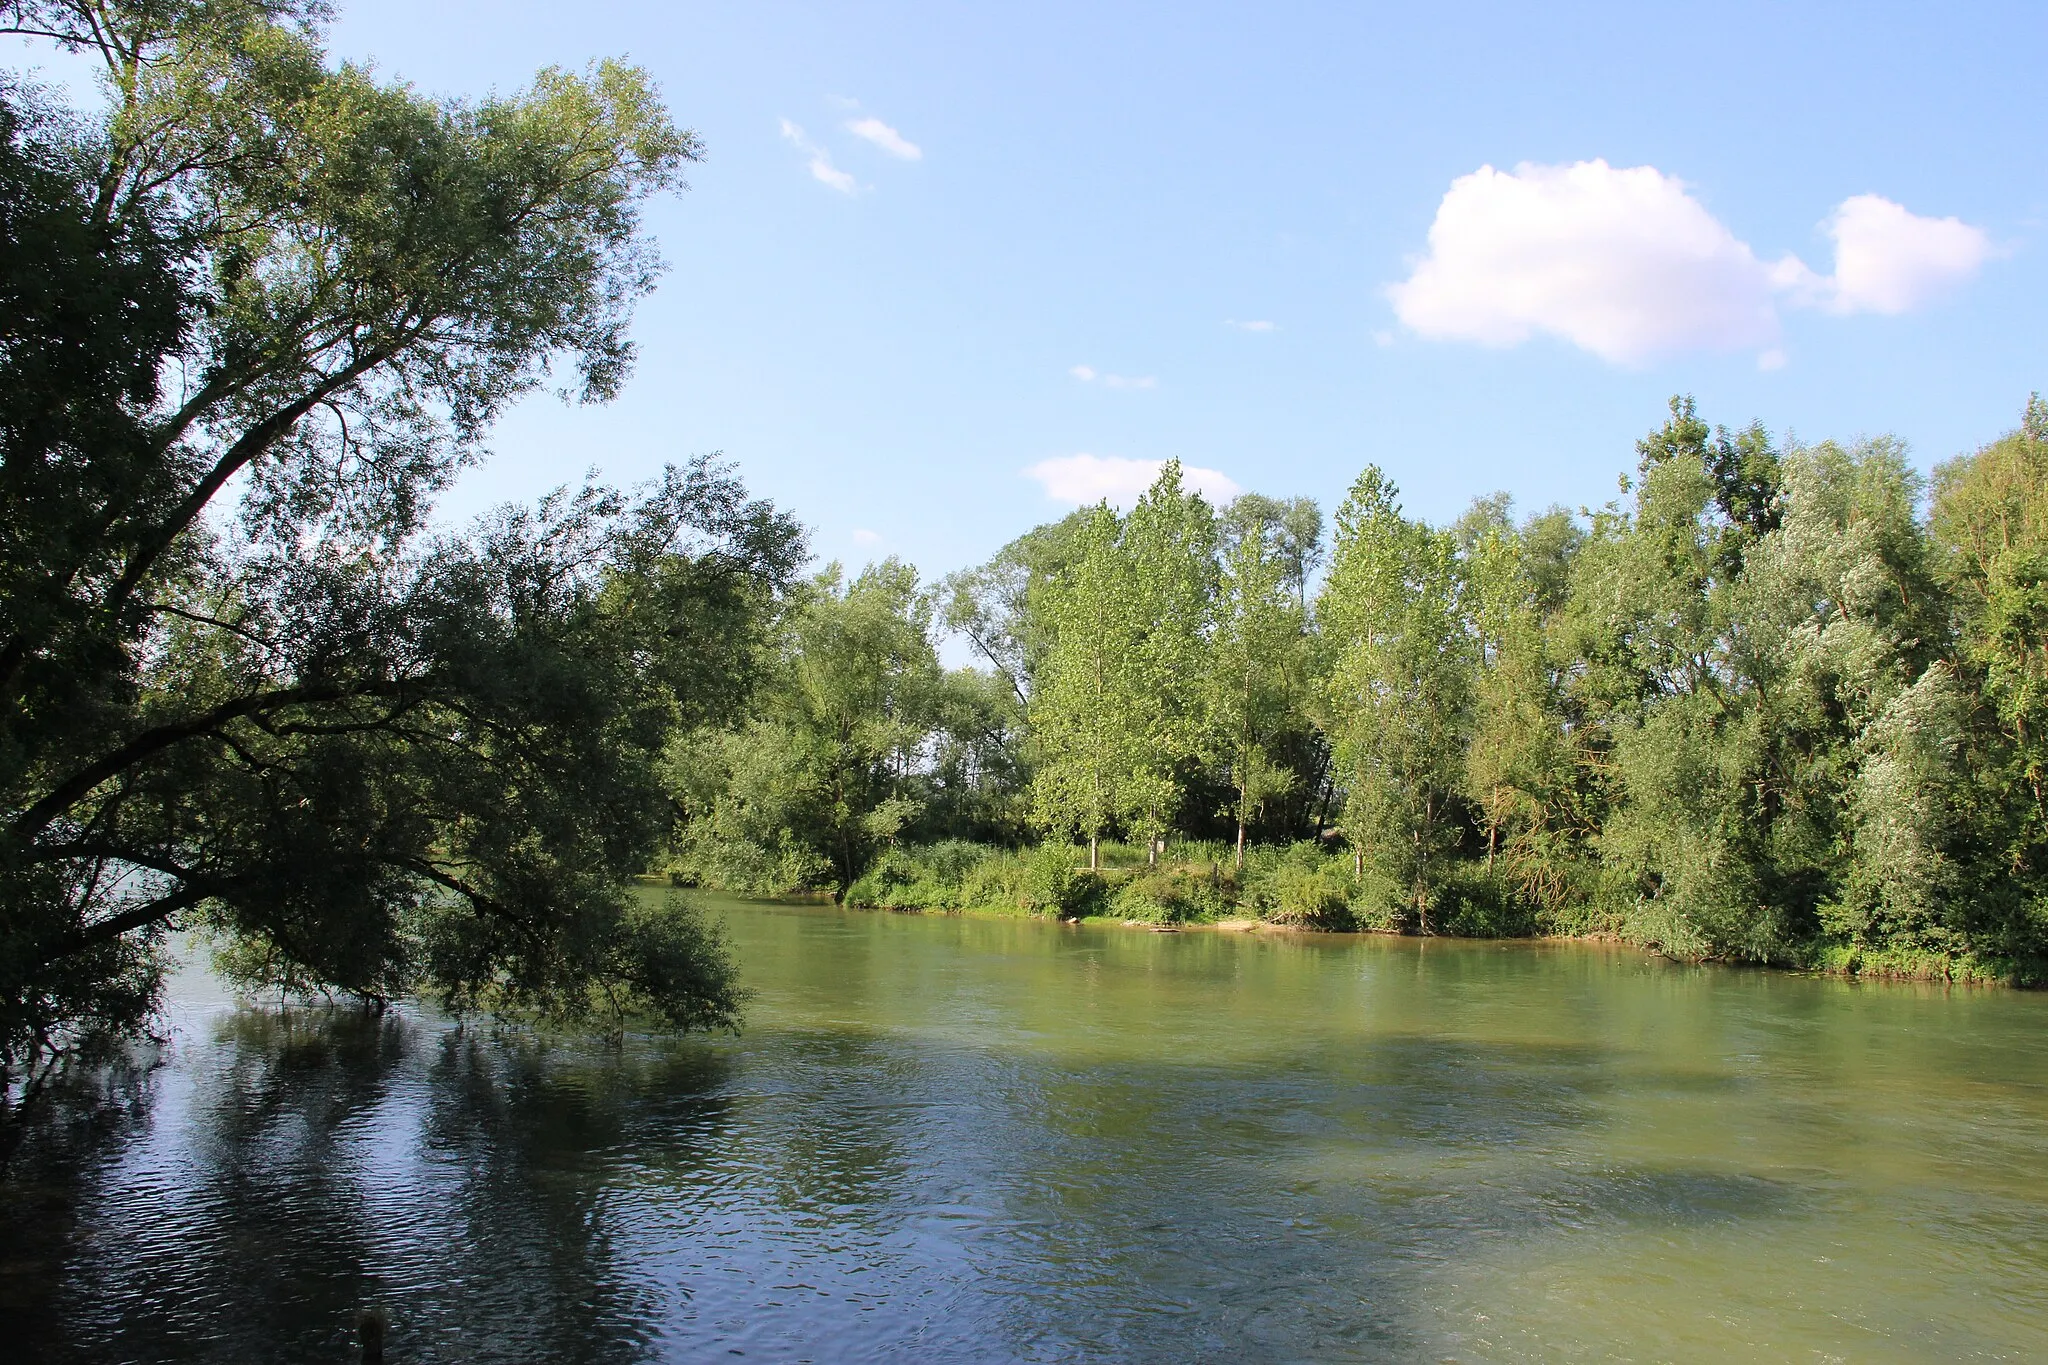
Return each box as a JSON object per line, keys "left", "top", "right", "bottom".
{"left": 665, "top": 396, "right": 2048, "bottom": 981}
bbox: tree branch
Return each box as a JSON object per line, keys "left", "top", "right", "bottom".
{"left": 10, "top": 678, "right": 413, "bottom": 842}
{"left": 36, "top": 879, "right": 213, "bottom": 967}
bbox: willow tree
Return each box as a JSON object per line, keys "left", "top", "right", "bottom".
{"left": 1316, "top": 468, "right": 1472, "bottom": 927}
{"left": 0, "top": 0, "right": 802, "bottom": 1088}
{"left": 1929, "top": 396, "right": 2048, "bottom": 960}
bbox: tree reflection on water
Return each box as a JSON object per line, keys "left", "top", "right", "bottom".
{"left": 0, "top": 1004, "right": 741, "bottom": 1363}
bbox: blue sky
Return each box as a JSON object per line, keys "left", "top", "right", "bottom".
{"left": 18, "top": 1, "right": 2048, "bottom": 576}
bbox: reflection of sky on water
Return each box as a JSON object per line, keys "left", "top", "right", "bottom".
{"left": 5, "top": 906, "right": 2048, "bottom": 1362}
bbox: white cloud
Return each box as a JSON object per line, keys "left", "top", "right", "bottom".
{"left": 778, "top": 119, "right": 857, "bottom": 194}
{"left": 846, "top": 116, "right": 923, "bottom": 161}
{"left": 1823, "top": 194, "right": 1994, "bottom": 314}
{"left": 851, "top": 528, "right": 883, "bottom": 547}
{"left": 1372, "top": 329, "right": 1395, "bottom": 348}
{"left": 1070, "top": 364, "right": 1157, "bottom": 390}
{"left": 1387, "top": 160, "right": 1993, "bottom": 367}
{"left": 1025, "top": 454, "right": 1241, "bottom": 508}
{"left": 1388, "top": 160, "right": 1787, "bottom": 365}
{"left": 1227, "top": 319, "right": 1277, "bottom": 332}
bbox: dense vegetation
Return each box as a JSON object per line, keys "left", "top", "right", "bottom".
{"left": 0, "top": 0, "right": 801, "bottom": 1092}
{"left": 666, "top": 399, "right": 2048, "bottom": 984}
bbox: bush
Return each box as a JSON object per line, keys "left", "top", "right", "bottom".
{"left": 665, "top": 827, "right": 830, "bottom": 896}
{"left": 1435, "top": 864, "right": 1542, "bottom": 937}
{"left": 1110, "top": 865, "right": 1231, "bottom": 923}
{"left": 919, "top": 839, "right": 991, "bottom": 883}
{"left": 953, "top": 853, "right": 1026, "bottom": 911}
{"left": 1241, "top": 842, "right": 1356, "bottom": 927}
{"left": 845, "top": 847, "right": 958, "bottom": 910}
{"left": 1022, "top": 845, "right": 1107, "bottom": 917}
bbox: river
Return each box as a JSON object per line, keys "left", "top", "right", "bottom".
{"left": 5, "top": 897, "right": 2047, "bottom": 1362}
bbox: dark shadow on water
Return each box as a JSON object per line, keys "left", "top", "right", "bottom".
{"left": 0, "top": 1005, "right": 740, "bottom": 1364}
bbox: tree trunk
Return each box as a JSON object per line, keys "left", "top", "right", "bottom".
{"left": 1235, "top": 818, "right": 1245, "bottom": 870}
{"left": 1089, "top": 834, "right": 1098, "bottom": 871}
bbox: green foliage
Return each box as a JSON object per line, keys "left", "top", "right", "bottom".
{"left": 1239, "top": 843, "right": 1354, "bottom": 926}
{"left": 802, "top": 393, "right": 2048, "bottom": 983}
{"left": 1108, "top": 864, "right": 1232, "bottom": 923}
{"left": 661, "top": 559, "right": 1020, "bottom": 897}
{"left": 1026, "top": 464, "right": 1222, "bottom": 862}
{"left": 0, "top": 2, "right": 799, "bottom": 1084}
{"left": 1208, "top": 496, "right": 1311, "bottom": 865}
{"left": 1024, "top": 503, "right": 1146, "bottom": 855}
{"left": 1931, "top": 398, "right": 2048, "bottom": 946}
{"left": 1317, "top": 467, "right": 1474, "bottom": 928}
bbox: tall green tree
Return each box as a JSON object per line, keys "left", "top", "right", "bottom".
{"left": 1225, "top": 493, "right": 1324, "bottom": 611}
{"left": 1027, "top": 505, "right": 1143, "bottom": 868}
{"left": 1929, "top": 396, "right": 2048, "bottom": 958}
{"left": 939, "top": 508, "right": 1094, "bottom": 707}
{"left": 1739, "top": 439, "right": 1959, "bottom": 962}
{"left": 1119, "top": 462, "right": 1218, "bottom": 860}
{"left": 1208, "top": 500, "right": 1307, "bottom": 867}
{"left": 664, "top": 559, "right": 953, "bottom": 895}
{"left": 1317, "top": 468, "right": 1473, "bottom": 926}
{"left": 1460, "top": 510, "right": 1573, "bottom": 895}
{"left": 0, "top": 1, "right": 799, "bottom": 1085}
{"left": 777, "top": 560, "right": 944, "bottom": 890}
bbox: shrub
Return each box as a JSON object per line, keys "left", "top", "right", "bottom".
{"left": 1110, "top": 866, "right": 1230, "bottom": 923}
{"left": 958, "top": 852, "right": 1031, "bottom": 912}
{"left": 1022, "top": 845, "right": 1107, "bottom": 917}
{"left": 919, "top": 839, "right": 992, "bottom": 883}
{"left": 1242, "top": 842, "right": 1355, "bottom": 927}
{"left": 1435, "top": 864, "right": 1542, "bottom": 937}
{"left": 665, "top": 827, "right": 830, "bottom": 896}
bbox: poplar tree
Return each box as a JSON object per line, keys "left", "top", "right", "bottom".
{"left": 1316, "top": 468, "right": 1473, "bottom": 927}
{"left": 1208, "top": 500, "right": 1305, "bottom": 867}
{"left": 1119, "top": 462, "right": 1217, "bottom": 861}
{"left": 1461, "top": 516, "right": 1571, "bottom": 892}
{"left": 1027, "top": 505, "right": 1142, "bottom": 868}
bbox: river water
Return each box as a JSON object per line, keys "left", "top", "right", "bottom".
{"left": 5, "top": 898, "right": 2048, "bottom": 1362}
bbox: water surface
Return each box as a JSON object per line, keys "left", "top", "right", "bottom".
{"left": 6, "top": 899, "right": 2047, "bottom": 1362}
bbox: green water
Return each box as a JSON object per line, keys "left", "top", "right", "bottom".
{"left": 5, "top": 899, "right": 2048, "bottom": 1362}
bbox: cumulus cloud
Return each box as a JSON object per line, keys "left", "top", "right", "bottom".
{"left": 1025, "top": 454, "right": 1241, "bottom": 507}
{"left": 851, "top": 528, "right": 883, "bottom": 547}
{"left": 1823, "top": 194, "right": 1994, "bottom": 314}
{"left": 1388, "top": 159, "right": 1993, "bottom": 366}
{"left": 1070, "top": 364, "right": 1157, "bottom": 390}
{"left": 1388, "top": 160, "right": 1787, "bottom": 364}
{"left": 778, "top": 119, "right": 856, "bottom": 194}
{"left": 846, "top": 116, "right": 922, "bottom": 160}
{"left": 1226, "top": 319, "right": 1277, "bottom": 332}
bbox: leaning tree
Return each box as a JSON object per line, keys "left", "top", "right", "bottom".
{"left": 0, "top": 0, "right": 802, "bottom": 1090}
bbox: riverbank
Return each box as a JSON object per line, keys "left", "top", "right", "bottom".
{"left": 647, "top": 888, "right": 2023, "bottom": 994}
